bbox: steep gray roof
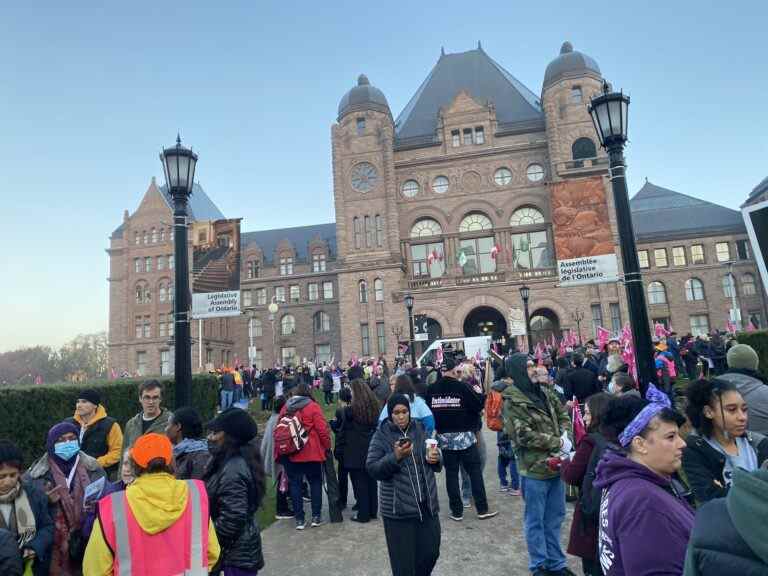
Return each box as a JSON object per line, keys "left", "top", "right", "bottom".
{"left": 630, "top": 181, "right": 745, "bottom": 241}
{"left": 394, "top": 47, "right": 543, "bottom": 143}
{"left": 241, "top": 223, "right": 337, "bottom": 265}
{"left": 745, "top": 175, "right": 768, "bottom": 204}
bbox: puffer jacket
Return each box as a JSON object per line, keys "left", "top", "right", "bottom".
{"left": 366, "top": 418, "right": 441, "bottom": 521}
{"left": 684, "top": 468, "right": 768, "bottom": 575}
{"left": 205, "top": 455, "right": 264, "bottom": 573}
{"left": 0, "top": 529, "right": 22, "bottom": 576}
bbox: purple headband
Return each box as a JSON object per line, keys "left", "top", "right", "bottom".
{"left": 618, "top": 384, "right": 672, "bottom": 447}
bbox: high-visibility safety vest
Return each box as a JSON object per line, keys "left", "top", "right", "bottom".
{"left": 98, "top": 479, "right": 210, "bottom": 575}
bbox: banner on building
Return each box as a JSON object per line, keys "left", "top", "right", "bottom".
{"left": 550, "top": 177, "right": 619, "bottom": 287}
{"left": 742, "top": 198, "right": 768, "bottom": 295}
{"left": 191, "top": 218, "right": 243, "bottom": 319}
{"left": 192, "top": 291, "right": 241, "bottom": 319}
{"left": 508, "top": 307, "right": 527, "bottom": 336}
{"left": 413, "top": 314, "right": 429, "bottom": 342}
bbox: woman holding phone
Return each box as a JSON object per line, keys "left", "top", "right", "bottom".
{"left": 367, "top": 394, "right": 442, "bottom": 576}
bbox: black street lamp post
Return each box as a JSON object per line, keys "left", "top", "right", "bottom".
{"left": 404, "top": 294, "right": 416, "bottom": 367}
{"left": 571, "top": 310, "right": 585, "bottom": 345}
{"left": 519, "top": 285, "right": 532, "bottom": 355}
{"left": 589, "top": 83, "right": 656, "bottom": 395}
{"left": 160, "top": 135, "right": 197, "bottom": 409}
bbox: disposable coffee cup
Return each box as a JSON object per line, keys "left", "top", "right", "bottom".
{"left": 425, "top": 439, "right": 438, "bottom": 451}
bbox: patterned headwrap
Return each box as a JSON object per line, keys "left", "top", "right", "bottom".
{"left": 618, "top": 384, "right": 672, "bottom": 447}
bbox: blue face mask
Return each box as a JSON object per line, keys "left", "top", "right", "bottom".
{"left": 54, "top": 440, "right": 79, "bottom": 461}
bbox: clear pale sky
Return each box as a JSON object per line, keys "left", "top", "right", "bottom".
{"left": 1, "top": 1, "right": 766, "bottom": 352}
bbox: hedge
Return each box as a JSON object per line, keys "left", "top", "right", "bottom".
{"left": 0, "top": 375, "right": 219, "bottom": 468}
{"left": 736, "top": 330, "right": 768, "bottom": 381}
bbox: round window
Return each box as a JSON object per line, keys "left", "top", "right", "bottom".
{"left": 401, "top": 179, "right": 420, "bottom": 198}
{"left": 494, "top": 167, "right": 513, "bottom": 186}
{"left": 527, "top": 163, "right": 545, "bottom": 182}
{"left": 432, "top": 176, "right": 449, "bottom": 194}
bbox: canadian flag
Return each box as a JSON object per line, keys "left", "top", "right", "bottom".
{"left": 428, "top": 249, "right": 443, "bottom": 265}
{"left": 490, "top": 243, "right": 502, "bottom": 260}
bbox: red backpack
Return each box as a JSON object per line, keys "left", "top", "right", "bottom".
{"left": 485, "top": 389, "right": 504, "bottom": 432}
{"left": 273, "top": 409, "right": 309, "bottom": 458}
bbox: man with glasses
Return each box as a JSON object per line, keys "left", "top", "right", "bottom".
{"left": 122, "top": 380, "right": 173, "bottom": 453}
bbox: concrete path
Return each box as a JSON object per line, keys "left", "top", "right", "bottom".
{"left": 261, "top": 427, "right": 583, "bottom": 576}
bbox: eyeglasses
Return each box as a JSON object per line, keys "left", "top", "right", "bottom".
{"left": 141, "top": 396, "right": 161, "bottom": 402}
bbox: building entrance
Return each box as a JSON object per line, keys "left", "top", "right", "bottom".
{"left": 463, "top": 306, "right": 508, "bottom": 341}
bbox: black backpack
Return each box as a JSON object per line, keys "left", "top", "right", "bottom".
{"left": 579, "top": 433, "right": 609, "bottom": 522}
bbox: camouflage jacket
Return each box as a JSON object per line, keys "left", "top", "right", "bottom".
{"left": 502, "top": 380, "right": 571, "bottom": 480}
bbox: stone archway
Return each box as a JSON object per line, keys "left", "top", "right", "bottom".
{"left": 529, "top": 307, "right": 561, "bottom": 346}
{"left": 415, "top": 317, "right": 443, "bottom": 357}
{"left": 463, "top": 306, "right": 508, "bottom": 341}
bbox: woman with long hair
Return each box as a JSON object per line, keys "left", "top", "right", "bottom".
{"left": 682, "top": 378, "right": 768, "bottom": 504}
{"left": 561, "top": 392, "right": 612, "bottom": 576}
{"left": 341, "top": 379, "right": 380, "bottom": 522}
{"left": 594, "top": 389, "right": 693, "bottom": 575}
{"left": 0, "top": 441, "right": 53, "bottom": 576}
{"left": 205, "top": 408, "right": 267, "bottom": 575}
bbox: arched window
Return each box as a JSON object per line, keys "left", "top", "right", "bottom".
{"left": 314, "top": 311, "right": 331, "bottom": 334}
{"left": 359, "top": 280, "right": 368, "bottom": 303}
{"left": 374, "top": 278, "right": 384, "bottom": 302}
{"left": 572, "top": 137, "right": 597, "bottom": 162}
{"left": 742, "top": 273, "right": 757, "bottom": 296}
{"left": 647, "top": 281, "right": 667, "bottom": 304}
{"left": 281, "top": 314, "right": 296, "bottom": 335}
{"left": 251, "top": 318, "right": 263, "bottom": 337}
{"left": 510, "top": 207, "right": 545, "bottom": 227}
{"left": 685, "top": 278, "right": 705, "bottom": 301}
{"left": 135, "top": 282, "right": 151, "bottom": 304}
{"left": 142, "top": 230, "right": 149, "bottom": 244}
{"left": 459, "top": 212, "right": 493, "bottom": 233}
{"left": 158, "top": 283, "right": 167, "bottom": 302}
{"left": 410, "top": 218, "right": 442, "bottom": 238}
{"left": 151, "top": 228, "right": 158, "bottom": 243}
{"left": 723, "top": 274, "right": 736, "bottom": 298}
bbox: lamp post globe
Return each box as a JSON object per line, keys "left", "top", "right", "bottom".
{"left": 268, "top": 301, "right": 279, "bottom": 315}
{"left": 588, "top": 82, "right": 655, "bottom": 394}
{"left": 159, "top": 135, "right": 198, "bottom": 409}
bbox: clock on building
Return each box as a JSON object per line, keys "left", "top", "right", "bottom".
{"left": 350, "top": 162, "right": 378, "bottom": 192}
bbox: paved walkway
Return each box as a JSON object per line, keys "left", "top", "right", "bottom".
{"left": 261, "top": 427, "right": 583, "bottom": 575}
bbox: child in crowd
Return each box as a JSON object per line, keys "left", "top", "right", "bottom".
{"left": 497, "top": 430, "right": 520, "bottom": 495}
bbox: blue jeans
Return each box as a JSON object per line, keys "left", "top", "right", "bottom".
{"left": 220, "top": 390, "right": 234, "bottom": 411}
{"left": 286, "top": 460, "right": 323, "bottom": 522}
{"left": 521, "top": 476, "right": 566, "bottom": 572}
{"left": 497, "top": 453, "right": 519, "bottom": 490}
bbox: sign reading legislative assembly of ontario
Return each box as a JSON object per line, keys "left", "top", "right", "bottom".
{"left": 190, "top": 218, "right": 243, "bottom": 319}
{"left": 550, "top": 176, "right": 619, "bottom": 287}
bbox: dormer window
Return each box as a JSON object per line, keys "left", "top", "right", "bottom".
{"left": 570, "top": 86, "right": 583, "bottom": 104}
{"left": 474, "top": 126, "right": 485, "bottom": 144}
{"left": 451, "top": 130, "right": 460, "bottom": 147}
{"left": 280, "top": 256, "right": 294, "bottom": 276}
{"left": 463, "top": 128, "right": 473, "bottom": 145}
{"left": 356, "top": 117, "right": 366, "bottom": 135}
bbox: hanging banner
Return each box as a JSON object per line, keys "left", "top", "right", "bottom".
{"left": 508, "top": 307, "right": 527, "bottom": 336}
{"left": 551, "top": 177, "right": 619, "bottom": 287}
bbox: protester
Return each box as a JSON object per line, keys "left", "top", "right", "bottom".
{"left": 458, "top": 362, "right": 488, "bottom": 508}
{"left": 425, "top": 353, "right": 496, "bottom": 521}
{"left": 564, "top": 353, "right": 601, "bottom": 407}
{"left": 367, "top": 393, "right": 442, "bottom": 576}
{"left": 66, "top": 389, "right": 123, "bottom": 480}
{"left": 122, "top": 380, "right": 173, "bottom": 453}
{"left": 205, "top": 409, "right": 266, "bottom": 574}
{"left": 331, "top": 388, "right": 355, "bottom": 512}
{"left": 682, "top": 378, "right": 768, "bottom": 504}
{"left": 489, "top": 376, "right": 520, "bottom": 495}
{"left": 561, "top": 392, "right": 612, "bottom": 576}
{"left": 502, "top": 353, "right": 573, "bottom": 576}
{"left": 608, "top": 372, "right": 639, "bottom": 397}
{"left": 718, "top": 343, "right": 768, "bottom": 435}
{"left": 220, "top": 369, "right": 237, "bottom": 411}
{"left": 84, "top": 433, "right": 220, "bottom": 574}
{"left": 261, "top": 397, "right": 293, "bottom": 519}
{"left": 25, "top": 421, "right": 106, "bottom": 575}
{"left": 594, "top": 389, "right": 694, "bottom": 575}
{"left": 339, "top": 379, "right": 379, "bottom": 523}
{"left": 0, "top": 440, "right": 53, "bottom": 576}
{"left": 279, "top": 383, "right": 332, "bottom": 530}
{"left": 369, "top": 366, "right": 390, "bottom": 405}
{"left": 322, "top": 369, "right": 335, "bottom": 405}
{"left": 165, "top": 406, "right": 210, "bottom": 480}
{"left": 683, "top": 467, "right": 768, "bottom": 575}
{"left": 378, "top": 374, "right": 435, "bottom": 435}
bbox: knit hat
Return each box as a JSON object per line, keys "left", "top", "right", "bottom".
{"left": 387, "top": 393, "right": 410, "bottom": 421}
{"left": 131, "top": 433, "right": 173, "bottom": 468}
{"left": 727, "top": 344, "right": 760, "bottom": 371}
{"left": 77, "top": 388, "right": 101, "bottom": 406}
{"left": 207, "top": 408, "right": 259, "bottom": 444}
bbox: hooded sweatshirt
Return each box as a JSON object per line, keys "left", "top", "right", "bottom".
{"left": 594, "top": 451, "right": 694, "bottom": 576}
{"left": 83, "top": 473, "right": 220, "bottom": 575}
{"left": 70, "top": 405, "right": 124, "bottom": 474}
{"left": 279, "top": 395, "right": 331, "bottom": 462}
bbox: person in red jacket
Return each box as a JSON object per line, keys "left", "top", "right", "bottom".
{"left": 279, "top": 382, "right": 332, "bottom": 530}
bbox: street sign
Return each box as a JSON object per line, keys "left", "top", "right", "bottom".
{"left": 413, "top": 314, "right": 430, "bottom": 341}
{"left": 192, "top": 291, "right": 241, "bottom": 319}
{"left": 508, "top": 307, "right": 526, "bottom": 336}
{"left": 414, "top": 333, "right": 429, "bottom": 342}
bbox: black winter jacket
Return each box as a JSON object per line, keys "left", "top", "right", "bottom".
{"left": 205, "top": 455, "right": 264, "bottom": 572}
{"left": 0, "top": 529, "right": 22, "bottom": 576}
{"left": 424, "top": 375, "right": 483, "bottom": 433}
{"left": 366, "top": 419, "right": 441, "bottom": 521}
{"left": 175, "top": 449, "right": 211, "bottom": 481}
{"left": 563, "top": 367, "right": 601, "bottom": 404}
{"left": 682, "top": 431, "right": 768, "bottom": 504}
{"left": 339, "top": 407, "right": 377, "bottom": 470}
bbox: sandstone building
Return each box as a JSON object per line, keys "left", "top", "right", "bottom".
{"left": 108, "top": 43, "right": 767, "bottom": 375}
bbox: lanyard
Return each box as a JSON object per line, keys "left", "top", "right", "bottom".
{"left": 66, "top": 455, "right": 80, "bottom": 489}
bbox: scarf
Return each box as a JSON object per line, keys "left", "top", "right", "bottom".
{"left": 46, "top": 421, "right": 80, "bottom": 477}
{"left": 0, "top": 483, "right": 37, "bottom": 548}
{"left": 48, "top": 456, "right": 90, "bottom": 529}
{"left": 173, "top": 438, "right": 209, "bottom": 456}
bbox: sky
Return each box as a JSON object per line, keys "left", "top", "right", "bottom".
{"left": 1, "top": 1, "right": 766, "bottom": 352}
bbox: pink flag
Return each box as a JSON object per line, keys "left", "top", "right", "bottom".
{"left": 474, "top": 349, "right": 482, "bottom": 363}
{"left": 654, "top": 323, "right": 670, "bottom": 339}
{"left": 490, "top": 244, "right": 502, "bottom": 260}
{"left": 726, "top": 319, "right": 737, "bottom": 333}
{"left": 746, "top": 321, "right": 757, "bottom": 333}
{"left": 597, "top": 326, "right": 611, "bottom": 349}
{"left": 436, "top": 346, "right": 444, "bottom": 366}
{"left": 550, "top": 333, "right": 557, "bottom": 349}
{"left": 351, "top": 352, "right": 359, "bottom": 367}
{"left": 572, "top": 397, "right": 587, "bottom": 445}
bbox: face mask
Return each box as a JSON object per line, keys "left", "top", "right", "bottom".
{"left": 54, "top": 440, "right": 80, "bottom": 461}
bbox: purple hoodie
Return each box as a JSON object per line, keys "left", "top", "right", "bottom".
{"left": 593, "top": 451, "right": 694, "bottom": 576}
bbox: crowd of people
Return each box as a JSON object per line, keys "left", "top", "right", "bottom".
{"left": 0, "top": 328, "right": 767, "bottom": 575}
